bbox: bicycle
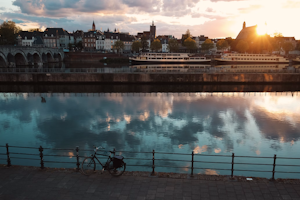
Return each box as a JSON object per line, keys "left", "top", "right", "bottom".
{"left": 81, "top": 146, "right": 126, "bottom": 177}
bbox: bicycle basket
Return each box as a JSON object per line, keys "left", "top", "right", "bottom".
{"left": 113, "top": 155, "right": 124, "bottom": 168}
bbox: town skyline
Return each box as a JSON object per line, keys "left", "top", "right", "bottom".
{"left": 0, "top": 0, "right": 300, "bottom": 40}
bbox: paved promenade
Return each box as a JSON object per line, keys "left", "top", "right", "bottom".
{"left": 1, "top": 165, "right": 300, "bottom": 200}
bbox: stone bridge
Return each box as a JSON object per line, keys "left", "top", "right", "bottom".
{"left": 0, "top": 46, "right": 64, "bottom": 67}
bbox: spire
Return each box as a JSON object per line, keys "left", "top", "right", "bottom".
{"left": 92, "top": 20, "right": 96, "bottom": 31}
{"left": 152, "top": 21, "right": 154, "bottom": 26}
{"left": 243, "top": 21, "right": 246, "bottom": 29}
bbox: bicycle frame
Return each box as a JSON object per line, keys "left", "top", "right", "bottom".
{"left": 89, "top": 151, "right": 114, "bottom": 169}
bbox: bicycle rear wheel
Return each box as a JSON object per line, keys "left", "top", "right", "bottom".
{"left": 107, "top": 159, "right": 126, "bottom": 177}
{"left": 81, "top": 157, "right": 96, "bottom": 176}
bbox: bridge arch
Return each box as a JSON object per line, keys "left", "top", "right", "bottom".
{"left": 0, "top": 52, "right": 8, "bottom": 67}
{"left": 13, "top": 50, "right": 28, "bottom": 66}
{"left": 54, "top": 52, "right": 63, "bottom": 62}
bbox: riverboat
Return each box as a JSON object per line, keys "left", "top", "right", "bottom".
{"left": 214, "top": 64, "right": 289, "bottom": 72}
{"left": 215, "top": 53, "right": 289, "bottom": 64}
{"left": 130, "top": 64, "right": 211, "bottom": 72}
{"left": 293, "top": 56, "right": 300, "bottom": 63}
{"left": 129, "top": 53, "right": 211, "bottom": 64}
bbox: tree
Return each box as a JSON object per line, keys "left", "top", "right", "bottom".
{"left": 236, "top": 40, "right": 249, "bottom": 53}
{"left": 0, "top": 21, "right": 22, "bottom": 45}
{"left": 282, "top": 41, "right": 294, "bottom": 55}
{"left": 296, "top": 41, "right": 300, "bottom": 51}
{"left": 183, "top": 37, "right": 197, "bottom": 52}
{"left": 113, "top": 40, "right": 124, "bottom": 55}
{"left": 182, "top": 29, "right": 191, "bottom": 42}
{"left": 141, "top": 35, "right": 149, "bottom": 51}
{"left": 201, "top": 39, "right": 214, "bottom": 52}
{"left": 76, "top": 41, "right": 83, "bottom": 49}
{"left": 216, "top": 40, "right": 229, "bottom": 51}
{"left": 150, "top": 39, "right": 162, "bottom": 52}
{"left": 167, "top": 39, "right": 179, "bottom": 53}
{"left": 132, "top": 40, "right": 142, "bottom": 53}
{"left": 28, "top": 28, "right": 42, "bottom": 32}
{"left": 274, "top": 32, "right": 283, "bottom": 37}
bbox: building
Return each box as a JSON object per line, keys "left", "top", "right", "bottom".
{"left": 18, "top": 31, "right": 44, "bottom": 47}
{"left": 83, "top": 31, "right": 97, "bottom": 51}
{"left": 236, "top": 22, "right": 257, "bottom": 41}
{"left": 43, "top": 28, "right": 70, "bottom": 48}
{"left": 92, "top": 21, "right": 96, "bottom": 31}
{"left": 150, "top": 21, "right": 156, "bottom": 41}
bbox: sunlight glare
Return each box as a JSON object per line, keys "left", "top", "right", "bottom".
{"left": 256, "top": 23, "right": 267, "bottom": 35}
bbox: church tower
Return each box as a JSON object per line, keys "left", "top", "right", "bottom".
{"left": 150, "top": 21, "right": 156, "bottom": 41}
{"left": 92, "top": 21, "right": 96, "bottom": 31}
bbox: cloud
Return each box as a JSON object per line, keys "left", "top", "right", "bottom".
{"left": 210, "top": 0, "right": 245, "bottom": 2}
{"left": 283, "top": 0, "right": 300, "bottom": 8}
{"left": 0, "top": 7, "right": 6, "bottom": 11}
{"left": 206, "top": 7, "right": 214, "bottom": 12}
{"left": 238, "top": 5, "right": 262, "bottom": 14}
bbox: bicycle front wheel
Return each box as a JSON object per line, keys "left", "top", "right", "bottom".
{"left": 81, "top": 157, "right": 96, "bottom": 176}
{"left": 107, "top": 159, "right": 126, "bottom": 177}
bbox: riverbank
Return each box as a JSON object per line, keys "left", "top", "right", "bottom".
{"left": 0, "top": 73, "right": 300, "bottom": 83}
{"left": 1, "top": 165, "right": 300, "bottom": 200}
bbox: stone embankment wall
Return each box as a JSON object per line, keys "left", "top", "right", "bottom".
{"left": 0, "top": 73, "right": 300, "bottom": 83}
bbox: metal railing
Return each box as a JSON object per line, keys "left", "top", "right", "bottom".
{"left": 0, "top": 68, "right": 300, "bottom": 74}
{"left": 1, "top": 143, "right": 300, "bottom": 180}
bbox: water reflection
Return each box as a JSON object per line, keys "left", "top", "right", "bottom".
{"left": 1, "top": 92, "right": 300, "bottom": 177}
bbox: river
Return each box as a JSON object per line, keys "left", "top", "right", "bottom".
{"left": 1, "top": 84, "right": 300, "bottom": 179}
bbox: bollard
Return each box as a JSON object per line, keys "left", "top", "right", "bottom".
{"left": 272, "top": 154, "right": 277, "bottom": 180}
{"left": 231, "top": 153, "right": 234, "bottom": 178}
{"left": 6, "top": 143, "right": 11, "bottom": 167}
{"left": 76, "top": 146, "right": 80, "bottom": 171}
{"left": 39, "top": 146, "right": 44, "bottom": 169}
{"left": 191, "top": 151, "right": 194, "bottom": 177}
{"left": 151, "top": 150, "right": 155, "bottom": 175}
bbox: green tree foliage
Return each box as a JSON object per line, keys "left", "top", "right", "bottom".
{"left": 167, "top": 39, "right": 179, "bottom": 53}
{"left": 216, "top": 40, "right": 229, "bottom": 50}
{"left": 132, "top": 40, "right": 142, "bottom": 53}
{"left": 0, "top": 21, "right": 22, "bottom": 45}
{"left": 236, "top": 40, "right": 249, "bottom": 53}
{"left": 282, "top": 41, "right": 294, "bottom": 55}
{"left": 201, "top": 39, "right": 214, "bottom": 51}
{"left": 150, "top": 39, "right": 162, "bottom": 52}
{"left": 141, "top": 35, "right": 149, "bottom": 51}
{"left": 183, "top": 37, "right": 197, "bottom": 52}
{"left": 113, "top": 40, "right": 125, "bottom": 55}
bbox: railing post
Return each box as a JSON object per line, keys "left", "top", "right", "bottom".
{"left": 151, "top": 150, "right": 155, "bottom": 175}
{"left": 191, "top": 151, "right": 194, "bottom": 177}
{"left": 231, "top": 153, "right": 234, "bottom": 178}
{"left": 272, "top": 154, "right": 277, "bottom": 180}
{"left": 76, "top": 146, "right": 80, "bottom": 171}
{"left": 6, "top": 143, "right": 11, "bottom": 167}
{"left": 39, "top": 146, "right": 44, "bottom": 169}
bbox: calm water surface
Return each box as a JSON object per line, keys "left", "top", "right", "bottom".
{"left": 1, "top": 92, "right": 300, "bottom": 178}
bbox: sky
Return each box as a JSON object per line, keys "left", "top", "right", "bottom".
{"left": 0, "top": 0, "right": 300, "bottom": 39}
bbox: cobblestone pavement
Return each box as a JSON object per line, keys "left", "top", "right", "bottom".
{"left": 1, "top": 166, "right": 300, "bottom": 200}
